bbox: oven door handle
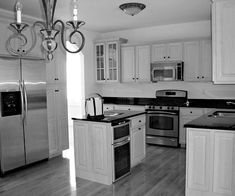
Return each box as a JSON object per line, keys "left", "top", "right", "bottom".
{"left": 112, "top": 121, "right": 130, "bottom": 128}
{"left": 113, "top": 138, "right": 130, "bottom": 148}
{"left": 147, "top": 111, "right": 178, "bottom": 115}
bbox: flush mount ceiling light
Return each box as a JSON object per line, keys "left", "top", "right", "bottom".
{"left": 6, "top": 0, "right": 85, "bottom": 60}
{"left": 119, "top": 2, "right": 146, "bottom": 16}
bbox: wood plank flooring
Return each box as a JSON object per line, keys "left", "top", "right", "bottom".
{"left": 0, "top": 145, "right": 186, "bottom": 196}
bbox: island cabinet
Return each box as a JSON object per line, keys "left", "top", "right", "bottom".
{"left": 128, "top": 114, "right": 146, "bottom": 167}
{"left": 186, "top": 128, "right": 235, "bottom": 196}
{"left": 121, "top": 45, "right": 150, "bottom": 83}
{"left": 151, "top": 42, "right": 183, "bottom": 61}
{"left": 212, "top": 0, "right": 235, "bottom": 84}
{"left": 95, "top": 38, "right": 128, "bottom": 83}
{"left": 73, "top": 121, "right": 113, "bottom": 185}
{"left": 183, "top": 39, "right": 212, "bottom": 82}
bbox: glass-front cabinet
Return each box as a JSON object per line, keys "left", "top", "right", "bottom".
{"left": 95, "top": 38, "right": 127, "bottom": 83}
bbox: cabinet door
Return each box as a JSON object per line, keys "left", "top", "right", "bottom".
{"left": 200, "top": 40, "right": 212, "bottom": 82}
{"left": 91, "top": 124, "right": 111, "bottom": 176}
{"left": 95, "top": 43, "right": 106, "bottom": 82}
{"left": 187, "top": 129, "right": 212, "bottom": 192}
{"left": 74, "top": 122, "right": 91, "bottom": 172}
{"left": 121, "top": 46, "right": 135, "bottom": 82}
{"left": 106, "top": 42, "right": 119, "bottom": 82}
{"left": 47, "top": 86, "right": 59, "bottom": 157}
{"left": 212, "top": 0, "right": 235, "bottom": 84}
{"left": 56, "top": 86, "right": 69, "bottom": 151}
{"left": 131, "top": 125, "right": 146, "bottom": 167}
{"left": 151, "top": 44, "right": 166, "bottom": 61}
{"left": 184, "top": 41, "right": 200, "bottom": 81}
{"left": 136, "top": 45, "right": 150, "bottom": 82}
{"left": 213, "top": 131, "right": 235, "bottom": 195}
{"left": 167, "top": 42, "right": 183, "bottom": 61}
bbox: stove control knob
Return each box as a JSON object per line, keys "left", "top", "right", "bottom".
{"left": 171, "top": 107, "right": 174, "bottom": 110}
{"left": 167, "top": 106, "right": 170, "bottom": 110}
{"left": 159, "top": 106, "right": 162, "bottom": 109}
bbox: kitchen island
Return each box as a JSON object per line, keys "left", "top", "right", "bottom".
{"left": 184, "top": 110, "right": 235, "bottom": 196}
{"left": 72, "top": 110, "right": 146, "bottom": 185}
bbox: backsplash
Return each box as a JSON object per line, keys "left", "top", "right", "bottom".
{"left": 99, "top": 82, "right": 235, "bottom": 99}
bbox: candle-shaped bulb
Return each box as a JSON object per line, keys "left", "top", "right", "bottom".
{"left": 72, "top": 0, "right": 78, "bottom": 21}
{"left": 16, "top": 1, "right": 23, "bottom": 24}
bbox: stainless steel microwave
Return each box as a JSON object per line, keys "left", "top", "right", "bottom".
{"left": 151, "top": 61, "right": 184, "bottom": 82}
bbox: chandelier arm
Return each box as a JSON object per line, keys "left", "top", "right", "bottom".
{"left": 51, "top": 0, "right": 57, "bottom": 25}
{"left": 53, "top": 20, "right": 85, "bottom": 53}
{"left": 41, "top": 0, "right": 49, "bottom": 28}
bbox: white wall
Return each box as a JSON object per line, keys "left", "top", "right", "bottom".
{"left": 98, "top": 20, "right": 235, "bottom": 99}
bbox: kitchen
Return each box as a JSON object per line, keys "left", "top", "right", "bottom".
{"left": 0, "top": 0, "right": 235, "bottom": 196}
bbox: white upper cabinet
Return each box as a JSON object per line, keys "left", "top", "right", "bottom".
{"left": 95, "top": 38, "right": 127, "bottom": 83}
{"left": 151, "top": 42, "right": 183, "bottom": 62}
{"left": 212, "top": 0, "right": 235, "bottom": 84}
{"left": 183, "top": 39, "right": 212, "bottom": 82}
{"left": 121, "top": 45, "right": 150, "bottom": 83}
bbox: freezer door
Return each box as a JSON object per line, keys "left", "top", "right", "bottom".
{"left": 0, "top": 58, "right": 25, "bottom": 173}
{"left": 21, "top": 59, "right": 49, "bottom": 164}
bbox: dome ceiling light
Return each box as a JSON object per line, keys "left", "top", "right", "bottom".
{"left": 119, "top": 2, "right": 146, "bottom": 16}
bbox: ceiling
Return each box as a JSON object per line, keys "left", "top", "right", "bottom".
{"left": 0, "top": 0, "right": 211, "bottom": 33}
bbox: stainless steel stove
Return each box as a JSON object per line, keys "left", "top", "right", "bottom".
{"left": 146, "top": 90, "right": 187, "bottom": 147}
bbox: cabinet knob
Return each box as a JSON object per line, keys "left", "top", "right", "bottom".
{"left": 197, "top": 76, "right": 200, "bottom": 79}
{"left": 202, "top": 76, "right": 204, "bottom": 79}
{"left": 139, "top": 120, "right": 141, "bottom": 122}
{"left": 138, "top": 128, "right": 141, "bottom": 130}
{"left": 168, "top": 56, "right": 170, "bottom": 58}
{"left": 190, "top": 111, "right": 192, "bottom": 113}
{"left": 128, "top": 108, "right": 130, "bottom": 110}
{"left": 132, "top": 78, "right": 135, "bottom": 80}
{"left": 136, "top": 78, "right": 139, "bottom": 80}
{"left": 163, "top": 57, "right": 166, "bottom": 59}
{"left": 55, "top": 90, "right": 59, "bottom": 92}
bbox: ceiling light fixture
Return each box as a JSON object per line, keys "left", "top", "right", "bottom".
{"left": 119, "top": 2, "right": 146, "bottom": 16}
{"left": 6, "top": 0, "right": 85, "bottom": 60}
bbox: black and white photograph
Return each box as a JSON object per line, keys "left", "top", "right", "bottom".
{"left": 0, "top": 0, "right": 235, "bottom": 195}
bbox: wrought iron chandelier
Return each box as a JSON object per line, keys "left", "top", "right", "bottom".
{"left": 6, "top": 0, "right": 85, "bottom": 60}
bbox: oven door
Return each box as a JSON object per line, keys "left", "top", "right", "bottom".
{"left": 113, "top": 138, "right": 131, "bottom": 182}
{"left": 146, "top": 111, "right": 178, "bottom": 137}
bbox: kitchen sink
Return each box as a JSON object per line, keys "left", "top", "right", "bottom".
{"left": 208, "top": 111, "right": 235, "bottom": 118}
{"left": 104, "top": 112, "right": 124, "bottom": 117}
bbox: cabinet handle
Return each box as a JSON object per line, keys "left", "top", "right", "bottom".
{"left": 138, "top": 128, "right": 141, "bottom": 130}
{"left": 190, "top": 111, "right": 192, "bottom": 113}
{"left": 55, "top": 90, "right": 59, "bottom": 92}
{"left": 202, "top": 76, "right": 204, "bottom": 79}
{"left": 139, "top": 120, "right": 141, "bottom": 122}
{"left": 132, "top": 78, "right": 135, "bottom": 80}
{"left": 168, "top": 56, "right": 170, "bottom": 58}
{"left": 163, "top": 57, "right": 166, "bottom": 59}
{"left": 136, "top": 78, "right": 139, "bottom": 80}
{"left": 197, "top": 76, "right": 200, "bottom": 79}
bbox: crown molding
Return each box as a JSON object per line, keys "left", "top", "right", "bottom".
{"left": 0, "top": 8, "right": 42, "bottom": 24}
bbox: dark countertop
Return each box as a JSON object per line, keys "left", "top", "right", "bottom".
{"left": 103, "top": 97, "right": 235, "bottom": 109}
{"left": 72, "top": 110, "right": 146, "bottom": 124}
{"left": 184, "top": 111, "right": 235, "bottom": 130}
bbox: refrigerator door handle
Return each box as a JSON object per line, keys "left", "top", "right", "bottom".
{"left": 23, "top": 80, "right": 28, "bottom": 124}
{"left": 19, "top": 80, "right": 25, "bottom": 121}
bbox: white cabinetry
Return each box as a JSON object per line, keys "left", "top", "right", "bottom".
{"left": 121, "top": 45, "right": 150, "bottom": 82}
{"left": 183, "top": 39, "right": 212, "bottom": 82}
{"left": 103, "top": 104, "right": 115, "bottom": 111}
{"left": 95, "top": 38, "right": 127, "bottom": 83}
{"left": 179, "top": 108, "right": 204, "bottom": 146}
{"left": 47, "top": 85, "right": 69, "bottom": 157}
{"left": 151, "top": 42, "right": 183, "bottom": 61}
{"left": 73, "top": 121, "right": 113, "bottom": 185}
{"left": 186, "top": 128, "right": 235, "bottom": 196}
{"left": 212, "top": 0, "right": 235, "bottom": 84}
{"left": 129, "top": 114, "right": 146, "bottom": 167}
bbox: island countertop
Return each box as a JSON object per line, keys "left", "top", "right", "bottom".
{"left": 184, "top": 110, "right": 235, "bottom": 130}
{"left": 72, "top": 110, "right": 146, "bottom": 124}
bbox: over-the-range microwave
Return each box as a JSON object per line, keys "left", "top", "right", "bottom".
{"left": 151, "top": 61, "right": 184, "bottom": 82}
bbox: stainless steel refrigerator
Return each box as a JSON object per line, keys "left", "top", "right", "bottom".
{"left": 0, "top": 56, "right": 48, "bottom": 175}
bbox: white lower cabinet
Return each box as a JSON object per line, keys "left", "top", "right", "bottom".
{"left": 186, "top": 128, "right": 235, "bottom": 196}
{"left": 47, "top": 84, "right": 69, "bottom": 157}
{"left": 129, "top": 114, "right": 146, "bottom": 167}
{"left": 73, "top": 121, "right": 113, "bottom": 185}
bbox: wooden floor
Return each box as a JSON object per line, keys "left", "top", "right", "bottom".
{"left": 0, "top": 145, "right": 186, "bottom": 196}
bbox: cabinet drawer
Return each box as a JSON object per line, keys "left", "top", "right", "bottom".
{"left": 180, "top": 108, "right": 204, "bottom": 116}
{"left": 130, "top": 115, "right": 146, "bottom": 128}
